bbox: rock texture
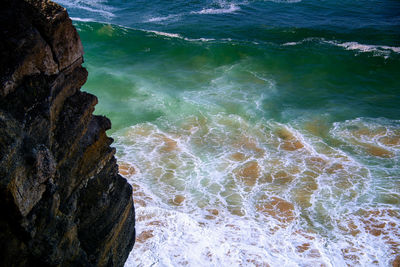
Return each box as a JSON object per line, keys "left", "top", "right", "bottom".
{"left": 0, "top": 0, "right": 135, "bottom": 266}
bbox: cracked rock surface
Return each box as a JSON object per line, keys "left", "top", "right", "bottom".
{"left": 0, "top": 0, "right": 135, "bottom": 266}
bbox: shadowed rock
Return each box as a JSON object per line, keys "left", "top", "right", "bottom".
{"left": 0, "top": 0, "right": 135, "bottom": 266}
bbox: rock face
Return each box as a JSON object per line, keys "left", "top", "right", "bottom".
{"left": 0, "top": 0, "right": 135, "bottom": 266}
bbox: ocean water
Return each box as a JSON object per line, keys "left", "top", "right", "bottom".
{"left": 55, "top": 0, "right": 400, "bottom": 266}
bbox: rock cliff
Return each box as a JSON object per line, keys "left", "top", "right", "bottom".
{"left": 0, "top": 0, "right": 135, "bottom": 266}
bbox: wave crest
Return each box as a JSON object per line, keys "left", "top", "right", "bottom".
{"left": 191, "top": 4, "right": 240, "bottom": 15}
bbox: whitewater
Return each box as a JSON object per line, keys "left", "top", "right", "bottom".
{"left": 55, "top": 0, "right": 400, "bottom": 266}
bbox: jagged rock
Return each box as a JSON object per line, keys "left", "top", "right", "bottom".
{"left": 0, "top": 0, "right": 135, "bottom": 266}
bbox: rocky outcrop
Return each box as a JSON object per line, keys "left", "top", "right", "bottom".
{"left": 0, "top": 0, "right": 135, "bottom": 266}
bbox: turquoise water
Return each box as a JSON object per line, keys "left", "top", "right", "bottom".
{"left": 57, "top": 0, "right": 399, "bottom": 266}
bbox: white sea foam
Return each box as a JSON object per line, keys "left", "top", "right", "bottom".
{"left": 145, "top": 14, "right": 181, "bottom": 23}
{"left": 70, "top": 17, "right": 96, "bottom": 22}
{"left": 281, "top": 37, "right": 323, "bottom": 46}
{"left": 108, "top": 55, "right": 399, "bottom": 267}
{"left": 327, "top": 41, "right": 400, "bottom": 54}
{"left": 191, "top": 4, "right": 240, "bottom": 15}
{"left": 74, "top": 21, "right": 215, "bottom": 42}
{"left": 145, "top": 30, "right": 183, "bottom": 39}
{"left": 190, "top": 37, "right": 216, "bottom": 42}
{"left": 143, "top": 29, "right": 215, "bottom": 42}
{"left": 330, "top": 117, "right": 400, "bottom": 159}
{"left": 282, "top": 38, "right": 400, "bottom": 58}
{"left": 282, "top": 41, "right": 298, "bottom": 46}
{"left": 119, "top": 115, "right": 400, "bottom": 266}
{"left": 55, "top": 0, "right": 115, "bottom": 18}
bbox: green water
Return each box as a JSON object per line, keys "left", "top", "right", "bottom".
{"left": 73, "top": 22, "right": 400, "bottom": 266}
{"left": 62, "top": 0, "right": 400, "bottom": 262}
{"left": 78, "top": 23, "right": 400, "bottom": 129}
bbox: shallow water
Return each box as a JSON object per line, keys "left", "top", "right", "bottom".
{"left": 56, "top": 0, "right": 400, "bottom": 265}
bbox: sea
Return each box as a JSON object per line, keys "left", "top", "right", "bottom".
{"left": 54, "top": 0, "right": 400, "bottom": 266}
